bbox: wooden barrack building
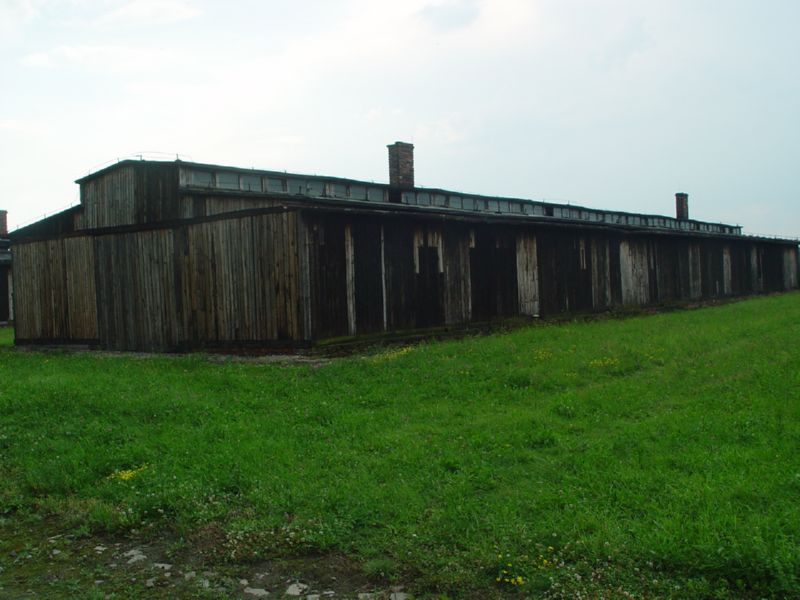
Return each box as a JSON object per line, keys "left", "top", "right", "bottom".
{"left": 10, "top": 144, "right": 800, "bottom": 351}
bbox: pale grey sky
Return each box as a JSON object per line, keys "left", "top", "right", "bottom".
{"left": 1, "top": 0, "right": 798, "bottom": 236}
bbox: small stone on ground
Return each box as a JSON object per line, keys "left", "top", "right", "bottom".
{"left": 286, "top": 582, "right": 309, "bottom": 596}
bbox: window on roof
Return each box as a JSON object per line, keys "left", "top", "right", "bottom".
{"left": 190, "top": 170, "right": 213, "bottom": 187}
{"left": 216, "top": 172, "right": 239, "bottom": 190}
{"left": 241, "top": 174, "right": 262, "bottom": 192}
{"left": 266, "top": 178, "right": 287, "bottom": 193}
{"left": 417, "top": 193, "right": 430, "bottom": 206}
{"left": 350, "top": 185, "right": 367, "bottom": 200}
{"left": 449, "top": 196, "right": 462, "bottom": 209}
{"left": 287, "top": 179, "right": 304, "bottom": 194}
{"left": 463, "top": 197, "right": 475, "bottom": 210}
{"left": 367, "top": 188, "right": 385, "bottom": 202}
{"left": 306, "top": 181, "right": 325, "bottom": 196}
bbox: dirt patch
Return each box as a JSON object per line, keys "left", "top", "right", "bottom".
{"left": 0, "top": 518, "right": 409, "bottom": 599}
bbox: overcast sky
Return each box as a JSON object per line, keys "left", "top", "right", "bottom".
{"left": 1, "top": 0, "right": 798, "bottom": 237}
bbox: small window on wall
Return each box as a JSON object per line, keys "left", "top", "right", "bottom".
{"left": 287, "top": 179, "right": 305, "bottom": 194}
{"left": 350, "top": 185, "right": 367, "bottom": 200}
{"left": 367, "top": 188, "right": 385, "bottom": 202}
{"left": 190, "top": 170, "right": 213, "bottom": 187}
{"left": 266, "top": 178, "right": 287, "bottom": 193}
{"left": 544, "top": 206, "right": 554, "bottom": 217}
{"left": 417, "top": 193, "right": 431, "bottom": 206}
{"left": 241, "top": 174, "right": 262, "bottom": 192}
{"left": 217, "top": 172, "right": 239, "bottom": 190}
{"left": 449, "top": 196, "right": 463, "bottom": 209}
{"left": 306, "top": 181, "right": 325, "bottom": 196}
{"left": 462, "top": 197, "right": 475, "bottom": 210}
{"left": 216, "top": 172, "right": 239, "bottom": 190}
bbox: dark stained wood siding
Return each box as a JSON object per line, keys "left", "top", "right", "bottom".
{"left": 470, "top": 228, "right": 518, "bottom": 320}
{"left": 13, "top": 238, "right": 98, "bottom": 341}
{"left": 304, "top": 214, "right": 349, "bottom": 340}
{"left": 12, "top": 205, "right": 800, "bottom": 350}
{"left": 135, "top": 163, "right": 180, "bottom": 223}
{"left": 443, "top": 224, "right": 472, "bottom": 324}
{"left": 383, "top": 221, "right": 417, "bottom": 332}
{"left": 352, "top": 220, "right": 385, "bottom": 334}
{"left": 81, "top": 166, "right": 137, "bottom": 229}
{"left": 0, "top": 266, "right": 9, "bottom": 322}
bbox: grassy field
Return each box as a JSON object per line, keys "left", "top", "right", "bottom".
{"left": 1, "top": 293, "right": 800, "bottom": 598}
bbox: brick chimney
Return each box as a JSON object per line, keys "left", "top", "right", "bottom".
{"left": 0, "top": 210, "right": 7, "bottom": 236}
{"left": 387, "top": 142, "right": 414, "bottom": 188}
{"left": 675, "top": 193, "right": 689, "bottom": 220}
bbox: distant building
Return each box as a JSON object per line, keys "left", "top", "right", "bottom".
{"left": 9, "top": 143, "right": 799, "bottom": 351}
{"left": 0, "top": 211, "right": 11, "bottom": 324}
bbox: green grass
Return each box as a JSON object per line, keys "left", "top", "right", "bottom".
{"left": 1, "top": 294, "right": 800, "bottom": 598}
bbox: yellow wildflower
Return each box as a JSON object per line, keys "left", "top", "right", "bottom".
{"left": 108, "top": 465, "right": 148, "bottom": 481}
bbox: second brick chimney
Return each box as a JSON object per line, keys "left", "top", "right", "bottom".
{"left": 675, "top": 193, "right": 689, "bottom": 220}
{"left": 0, "top": 210, "right": 7, "bottom": 236}
{"left": 388, "top": 142, "right": 414, "bottom": 188}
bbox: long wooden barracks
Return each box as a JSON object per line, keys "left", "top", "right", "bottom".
{"left": 10, "top": 143, "right": 800, "bottom": 351}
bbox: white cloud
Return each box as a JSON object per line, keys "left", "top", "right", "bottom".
{"left": 0, "top": 0, "right": 47, "bottom": 40}
{"left": 21, "top": 43, "right": 184, "bottom": 71}
{"left": 92, "top": 0, "right": 200, "bottom": 27}
{"left": 0, "top": 118, "right": 46, "bottom": 135}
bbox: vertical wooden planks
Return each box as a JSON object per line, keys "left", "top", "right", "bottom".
{"left": 380, "top": 225, "right": 388, "bottom": 331}
{"left": 297, "top": 213, "right": 314, "bottom": 340}
{"left": 64, "top": 237, "right": 98, "bottom": 339}
{"left": 722, "top": 245, "right": 732, "bottom": 295}
{"left": 784, "top": 247, "right": 799, "bottom": 290}
{"left": 81, "top": 166, "right": 136, "bottom": 229}
{"left": 344, "top": 223, "right": 356, "bottom": 336}
{"left": 516, "top": 233, "right": 539, "bottom": 317}
{"left": 352, "top": 220, "right": 385, "bottom": 334}
{"left": 590, "top": 237, "right": 612, "bottom": 309}
{"left": 442, "top": 225, "right": 471, "bottom": 324}
{"left": 619, "top": 239, "right": 650, "bottom": 306}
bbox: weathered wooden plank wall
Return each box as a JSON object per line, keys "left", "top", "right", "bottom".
{"left": 443, "top": 224, "right": 472, "bottom": 324}
{"left": 784, "top": 247, "right": 799, "bottom": 290}
{"left": 13, "top": 238, "right": 97, "bottom": 340}
{"left": 12, "top": 208, "right": 800, "bottom": 349}
{"left": 15, "top": 211, "right": 304, "bottom": 349}
{"left": 0, "top": 266, "right": 9, "bottom": 322}
{"left": 516, "top": 234, "right": 538, "bottom": 317}
{"left": 81, "top": 166, "right": 137, "bottom": 229}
